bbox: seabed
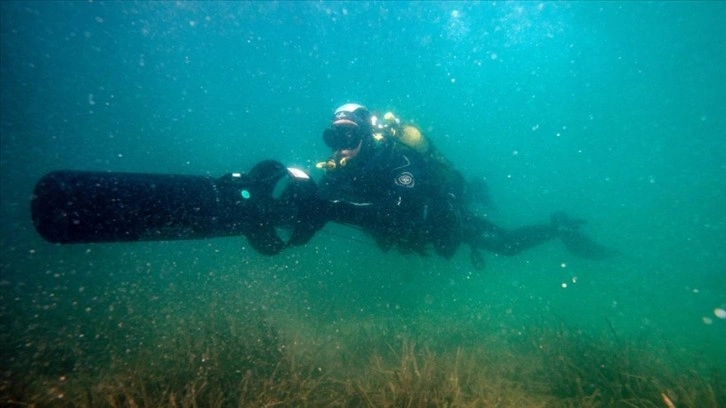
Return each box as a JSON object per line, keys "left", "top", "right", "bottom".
{"left": 2, "top": 306, "right": 723, "bottom": 408}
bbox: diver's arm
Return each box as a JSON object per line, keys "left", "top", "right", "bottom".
{"left": 320, "top": 186, "right": 424, "bottom": 228}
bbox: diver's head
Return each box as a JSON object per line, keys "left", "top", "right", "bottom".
{"left": 322, "top": 103, "right": 372, "bottom": 162}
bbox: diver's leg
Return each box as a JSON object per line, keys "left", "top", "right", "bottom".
{"left": 464, "top": 212, "right": 617, "bottom": 259}
{"left": 462, "top": 217, "right": 552, "bottom": 269}
{"left": 464, "top": 217, "right": 558, "bottom": 256}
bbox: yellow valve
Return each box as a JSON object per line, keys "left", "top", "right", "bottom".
{"left": 315, "top": 160, "right": 336, "bottom": 170}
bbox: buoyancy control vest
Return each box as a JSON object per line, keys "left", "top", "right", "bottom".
{"left": 371, "top": 112, "right": 465, "bottom": 198}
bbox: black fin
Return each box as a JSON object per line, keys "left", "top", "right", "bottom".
{"left": 560, "top": 230, "right": 619, "bottom": 260}
{"left": 470, "top": 247, "right": 486, "bottom": 270}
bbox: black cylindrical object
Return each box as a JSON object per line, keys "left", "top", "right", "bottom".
{"left": 31, "top": 170, "right": 256, "bottom": 244}
{"left": 30, "top": 161, "right": 323, "bottom": 255}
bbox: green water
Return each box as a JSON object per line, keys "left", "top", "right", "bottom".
{"left": 1, "top": 1, "right": 724, "bottom": 406}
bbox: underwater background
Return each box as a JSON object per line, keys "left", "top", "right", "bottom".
{"left": 1, "top": 1, "right": 724, "bottom": 406}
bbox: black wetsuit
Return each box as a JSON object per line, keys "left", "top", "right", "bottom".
{"left": 317, "top": 137, "right": 564, "bottom": 263}
{"left": 317, "top": 138, "right": 456, "bottom": 256}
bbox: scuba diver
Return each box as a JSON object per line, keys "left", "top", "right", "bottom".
{"left": 28, "top": 103, "right": 616, "bottom": 267}
{"left": 315, "top": 103, "right": 616, "bottom": 269}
